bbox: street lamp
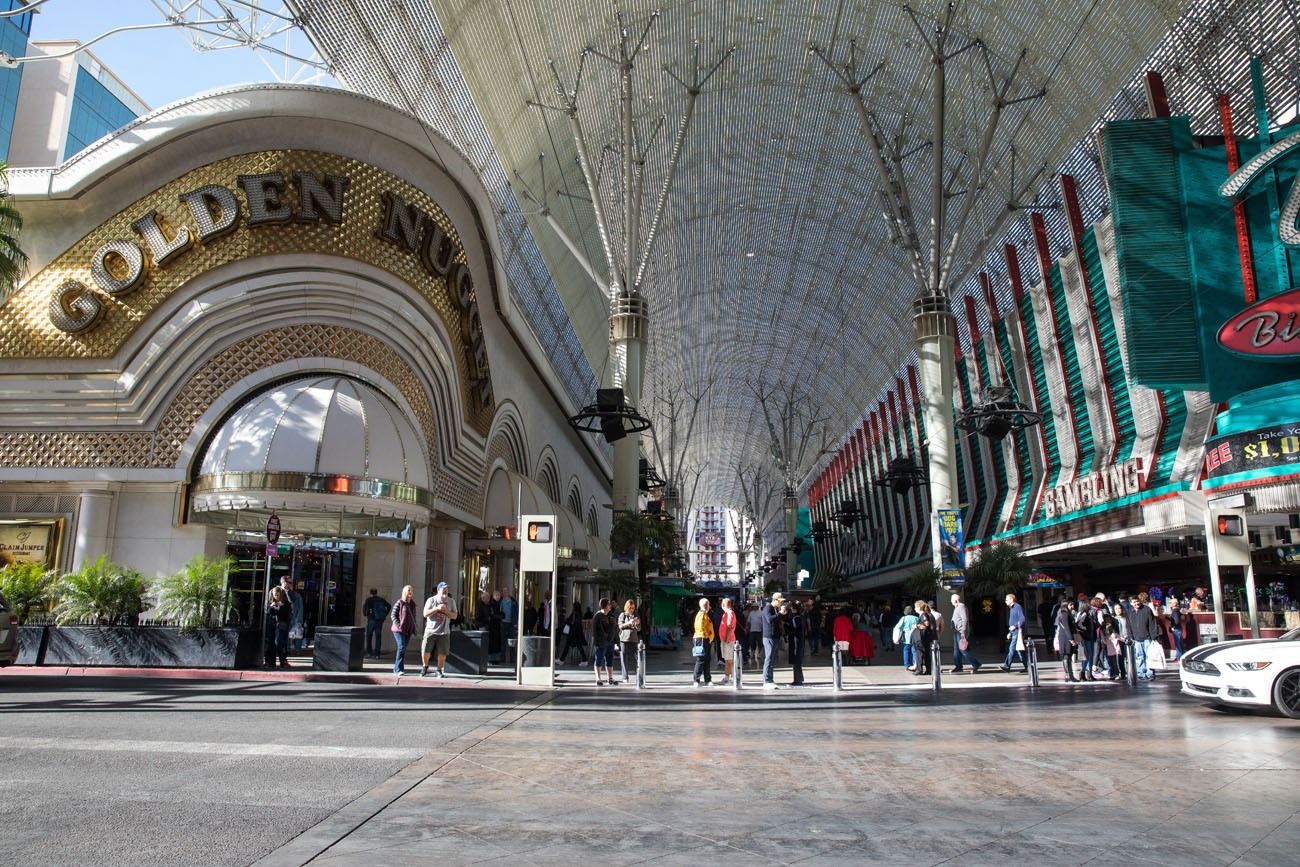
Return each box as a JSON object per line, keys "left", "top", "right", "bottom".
{"left": 568, "top": 387, "right": 652, "bottom": 443}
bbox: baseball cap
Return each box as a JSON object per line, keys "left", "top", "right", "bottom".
{"left": 437, "top": 581, "right": 448, "bottom": 590}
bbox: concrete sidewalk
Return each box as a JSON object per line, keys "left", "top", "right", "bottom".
{"left": 4, "top": 638, "right": 1170, "bottom": 692}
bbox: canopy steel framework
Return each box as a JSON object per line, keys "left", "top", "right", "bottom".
{"left": 251, "top": 0, "right": 1300, "bottom": 510}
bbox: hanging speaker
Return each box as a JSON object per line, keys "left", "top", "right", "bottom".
{"left": 596, "top": 388, "right": 626, "bottom": 443}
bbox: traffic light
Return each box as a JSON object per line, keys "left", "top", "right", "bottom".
{"left": 1217, "top": 514, "right": 1244, "bottom": 536}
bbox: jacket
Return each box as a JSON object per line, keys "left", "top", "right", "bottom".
{"left": 694, "top": 610, "right": 715, "bottom": 641}
{"left": 1054, "top": 606, "right": 1075, "bottom": 655}
{"left": 591, "top": 610, "right": 615, "bottom": 646}
{"left": 1127, "top": 605, "right": 1158, "bottom": 641}
{"left": 951, "top": 603, "right": 970, "bottom": 638}
{"left": 390, "top": 598, "right": 417, "bottom": 636}
{"left": 617, "top": 611, "right": 640, "bottom": 643}
{"left": 1007, "top": 602, "right": 1026, "bottom": 631}
{"left": 761, "top": 603, "right": 781, "bottom": 638}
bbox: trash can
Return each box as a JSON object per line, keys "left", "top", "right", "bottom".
{"left": 521, "top": 635, "right": 550, "bottom": 668}
{"left": 449, "top": 629, "right": 489, "bottom": 676}
{"left": 313, "top": 625, "right": 365, "bottom": 671}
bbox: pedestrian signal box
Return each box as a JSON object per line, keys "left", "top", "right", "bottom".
{"left": 1216, "top": 514, "right": 1244, "bottom": 536}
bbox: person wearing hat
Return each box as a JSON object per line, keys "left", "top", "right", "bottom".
{"left": 422, "top": 581, "right": 459, "bottom": 678}
{"left": 761, "top": 593, "right": 784, "bottom": 688}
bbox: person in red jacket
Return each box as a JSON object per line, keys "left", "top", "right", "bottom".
{"left": 718, "top": 597, "right": 739, "bottom": 685}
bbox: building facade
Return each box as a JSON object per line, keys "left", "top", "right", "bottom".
{"left": 0, "top": 86, "right": 611, "bottom": 645}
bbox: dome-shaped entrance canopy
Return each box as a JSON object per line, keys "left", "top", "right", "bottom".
{"left": 190, "top": 376, "right": 434, "bottom": 536}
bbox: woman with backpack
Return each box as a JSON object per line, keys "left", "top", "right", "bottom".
{"left": 894, "top": 606, "right": 919, "bottom": 670}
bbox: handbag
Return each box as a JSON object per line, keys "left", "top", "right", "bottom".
{"left": 691, "top": 638, "right": 706, "bottom": 657}
{"left": 1147, "top": 645, "right": 1167, "bottom": 669}
{"left": 958, "top": 636, "right": 969, "bottom": 652}
{"left": 289, "top": 625, "right": 303, "bottom": 640}
{"left": 562, "top": 623, "right": 570, "bottom": 635}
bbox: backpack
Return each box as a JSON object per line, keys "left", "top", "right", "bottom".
{"left": 1075, "top": 608, "right": 1093, "bottom": 636}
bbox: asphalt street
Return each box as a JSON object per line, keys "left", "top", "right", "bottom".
{"left": 2, "top": 671, "right": 1299, "bottom": 866}
{"left": 0, "top": 677, "right": 542, "bottom": 866}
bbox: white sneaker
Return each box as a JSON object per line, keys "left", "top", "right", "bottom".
{"left": 763, "top": 681, "right": 779, "bottom": 690}
{"left": 436, "top": 669, "right": 445, "bottom": 678}
{"left": 693, "top": 681, "right": 704, "bottom": 688}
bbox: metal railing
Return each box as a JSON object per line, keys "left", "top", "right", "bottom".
{"left": 832, "top": 640, "right": 845, "bottom": 691}
{"left": 637, "top": 640, "right": 646, "bottom": 689}
{"left": 1026, "top": 638, "right": 1040, "bottom": 687}
{"left": 733, "top": 641, "right": 743, "bottom": 690}
{"left": 931, "top": 640, "right": 942, "bottom": 692}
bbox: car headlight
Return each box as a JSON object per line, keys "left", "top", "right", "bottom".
{"left": 1225, "top": 662, "right": 1272, "bottom": 671}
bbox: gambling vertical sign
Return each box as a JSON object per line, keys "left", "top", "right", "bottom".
{"left": 937, "top": 508, "right": 966, "bottom": 585}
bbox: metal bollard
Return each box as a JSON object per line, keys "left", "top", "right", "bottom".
{"left": 1027, "top": 639, "right": 1040, "bottom": 687}
{"left": 733, "top": 641, "right": 743, "bottom": 690}
{"left": 832, "top": 641, "right": 844, "bottom": 691}
{"left": 1125, "top": 640, "right": 1137, "bottom": 687}
{"left": 637, "top": 640, "right": 646, "bottom": 689}
{"left": 931, "top": 640, "right": 942, "bottom": 691}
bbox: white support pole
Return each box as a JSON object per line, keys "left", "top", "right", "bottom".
{"left": 1243, "top": 560, "right": 1261, "bottom": 639}
{"left": 915, "top": 297, "right": 959, "bottom": 573}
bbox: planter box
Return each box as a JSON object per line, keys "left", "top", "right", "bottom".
{"left": 42, "top": 626, "right": 261, "bottom": 669}
{"left": 313, "top": 626, "right": 364, "bottom": 672}
{"left": 17, "top": 624, "right": 49, "bottom": 665}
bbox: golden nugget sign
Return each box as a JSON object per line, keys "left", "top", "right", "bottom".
{"left": 48, "top": 169, "right": 493, "bottom": 407}
{"left": 1041, "top": 458, "right": 1144, "bottom": 520}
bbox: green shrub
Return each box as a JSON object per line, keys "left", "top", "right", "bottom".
{"left": 152, "top": 555, "right": 234, "bottom": 631}
{"left": 52, "top": 556, "right": 149, "bottom": 626}
{"left": 0, "top": 561, "right": 56, "bottom": 625}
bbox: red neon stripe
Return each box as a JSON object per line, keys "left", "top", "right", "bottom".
{"left": 1220, "top": 94, "right": 1258, "bottom": 304}
{"left": 1006, "top": 241, "right": 1055, "bottom": 521}
{"left": 1032, "top": 211, "right": 1083, "bottom": 486}
{"left": 1207, "top": 472, "right": 1300, "bottom": 494}
{"left": 1061, "top": 174, "right": 1122, "bottom": 467}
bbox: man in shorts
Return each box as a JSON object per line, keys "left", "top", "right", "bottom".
{"left": 421, "top": 581, "right": 458, "bottom": 678}
{"left": 590, "top": 597, "right": 616, "bottom": 686}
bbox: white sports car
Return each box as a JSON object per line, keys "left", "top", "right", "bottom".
{"left": 1180, "top": 626, "right": 1300, "bottom": 719}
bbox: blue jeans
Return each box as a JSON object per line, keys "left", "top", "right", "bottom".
{"left": 1134, "top": 639, "right": 1153, "bottom": 679}
{"left": 1171, "top": 629, "right": 1184, "bottom": 658}
{"left": 952, "top": 634, "right": 979, "bottom": 670}
{"left": 393, "top": 631, "right": 410, "bottom": 674}
{"left": 365, "top": 619, "right": 383, "bottom": 655}
{"left": 902, "top": 642, "right": 914, "bottom": 668}
{"left": 762, "top": 637, "right": 776, "bottom": 682}
{"left": 1081, "top": 638, "right": 1096, "bottom": 673}
{"left": 1004, "top": 628, "right": 1025, "bottom": 669}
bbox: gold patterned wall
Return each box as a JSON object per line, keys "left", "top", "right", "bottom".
{"left": 0, "top": 149, "right": 494, "bottom": 435}
{"left": 0, "top": 323, "right": 484, "bottom": 518}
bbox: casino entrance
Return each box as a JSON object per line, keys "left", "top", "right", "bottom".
{"left": 186, "top": 375, "right": 437, "bottom": 646}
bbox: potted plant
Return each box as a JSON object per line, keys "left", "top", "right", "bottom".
{"left": 43, "top": 555, "right": 258, "bottom": 669}
{"left": 52, "top": 555, "right": 148, "bottom": 626}
{"left": 0, "top": 561, "right": 55, "bottom": 664}
{"left": 152, "top": 555, "right": 235, "bottom": 631}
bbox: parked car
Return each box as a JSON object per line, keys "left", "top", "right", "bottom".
{"left": 0, "top": 590, "right": 16, "bottom": 667}
{"left": 1180, "top": 626, "right": 1300, "bottom": 719}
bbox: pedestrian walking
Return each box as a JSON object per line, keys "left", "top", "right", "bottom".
{"left": 693, "top": 597, "right": 715, "bottom": 686}
{"left": 1126, "top": 592, "right": 1159, "bottom": 681}
{"left": 949, "top": 593, "right": 981, "bottom": 673}
{"left": 280, "top": 576, "right": 305, "bottom": 653}
{"left": 893, "top": 605, "right": 919, "bottom": 670}
{"left": 911, "top": 600, "right": 935, "bottom": 676}
{"left": 362, "top": 587, "right": 390, "bottom": 658}
{"left": 761, "top": 593, "right": 783, "bottom": 689}
{"left": 390, "top": 584, "right": 417, "bottom": 675}
{"left": 420, "top": 581, "right": 458, "bottom": 678}
{"left": 718, "top": 597, "right": 739, "bottom": 685}
{"left": 617, "top": 599, "right": 641, "bottom": 683}
{"left": 746, "top": 602, "right": 764, "bottom": 664}
{"left": 264, "top": 585, "right": 291, "bottom": 669}
{"left": 1055, "top": 597, "right": 1078, "bottom": 681}
{"left": 560, "top": 600, "right": 589, "bottom": 666}
{"left": 591, "top": 598, "right": 616, "bottom": 686}
{"left": 1000, "top": 593, "right": 1028, "bottom": 673}
{"left": 784, "top": 598, "right": 804, "bottom": 686}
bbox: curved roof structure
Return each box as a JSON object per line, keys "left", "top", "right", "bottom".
{"left": 287, "top": 0, "right": 1297, "bottom": 509}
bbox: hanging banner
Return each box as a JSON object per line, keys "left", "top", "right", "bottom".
{"left": 937, "top": 509, "right": 965, "bottom": 585}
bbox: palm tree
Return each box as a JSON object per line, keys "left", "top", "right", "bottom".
{"left": 0, "top": 160, "right": 27, "bottom": 298}
{"left": 964, "top": 542, "right": 1034, "bottom": 599}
